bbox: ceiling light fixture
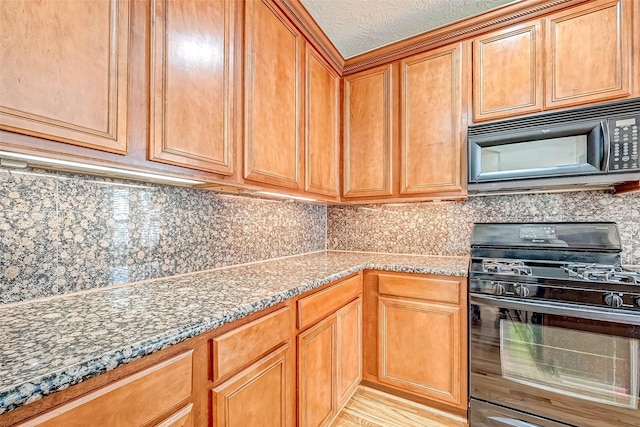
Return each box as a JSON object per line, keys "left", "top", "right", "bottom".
{"left": 256, "top": 191, "right": 317, "bottom": 202}
{"left": 0, "top": 151, "right": 205, "bottom": 185}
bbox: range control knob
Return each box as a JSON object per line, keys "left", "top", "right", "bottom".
{"left": 492, "top": 283, "right": 506, "bottom": 296}
{"left": 604, "top": 293, "right": 624, "bottom": 308}
{"left": 634, "top": 296, "right": 640, "bottom": 308}
{"left": 515, "top": 285, "right": 530, "bottom": 298}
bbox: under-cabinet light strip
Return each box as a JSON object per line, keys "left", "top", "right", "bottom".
{"left": 0, "top": 151, "right": 205, "bottom": 185}
{"left": 256, "top": 191, "right": 317, "bottom": 202}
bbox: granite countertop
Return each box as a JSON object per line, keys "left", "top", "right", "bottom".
{"left": 0, "top": 250, "right": 469, "bottom": 415}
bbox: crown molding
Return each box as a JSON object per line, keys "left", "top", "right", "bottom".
{"left": 343, "top": 0, "right": 590, "bottom": 75}
{"left": 273, "top": 0, "right": 345, "bottom": 73}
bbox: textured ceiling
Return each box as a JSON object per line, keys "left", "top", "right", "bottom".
{"left": 300, "top": 0, "right": 515, "bottom": 58}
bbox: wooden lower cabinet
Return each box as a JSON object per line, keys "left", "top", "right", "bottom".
{"left": 336, "top": 298, "right": 362, "bottom": 408}
{"left": 16, "top": 352, "right": 194, "bottom": 427}
{"left": 364, "top": 272, "right": 468, "bottom": 413}
{"left": 213, "top": 344, "right": 293, "bottom": 427}
{"left": 298, "top": 292, "right": 363, "bottom": 427}
{"left": 378, "top": 296, "right": 462, "bottom": 406}
{"left": 298, "top": 316, "right": 336, "bottom": 427}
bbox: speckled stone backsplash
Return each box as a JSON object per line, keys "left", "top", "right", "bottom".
{"left": 0, "top": 168, "right": 326, "bottom": 304}
{"left": 328, "top": 191, "right": 640, "bottom": 265}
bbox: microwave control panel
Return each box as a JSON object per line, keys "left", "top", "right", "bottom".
{"left": 609, "top": 116, "right": 640, "bottom": 172}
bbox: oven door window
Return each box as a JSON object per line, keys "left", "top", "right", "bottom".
{"left": 500, "top": 319, "right": 639, "bottom": 409}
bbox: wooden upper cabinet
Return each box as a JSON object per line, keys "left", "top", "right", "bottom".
{"left": 305, "top": 45, "right": 340, "bottom": 197}
{"left": 545, "top": 0, "right": 632, "bottom": 109}
{"left": 0, "top": 0, "right": 129, "bottom": 154}
{"left": 399, "top": 43, "right": 465, "bottom": 195}
{"left": 244, "top": 0, "right": 302, "bottom": 189}
{"left": 343, "top": 64, "right": 394, "bottom": 198}
{"left": 473, "top": 21, "right": 543, "bottom": 121}
{"left": 149, "top": 0, "right": 236, "bottom": 175}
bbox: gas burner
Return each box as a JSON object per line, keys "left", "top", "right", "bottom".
{"left": 562, "top": 263, "right": 640, "bottom": 284}
{"left": 482, "top": 259, "right": 532, "bottom": 276}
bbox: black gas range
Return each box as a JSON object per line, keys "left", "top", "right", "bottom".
{"left": 470, "top": 222, "right": 640, "bottom": 312}
{"left": 469, "top": 222, "right": 640, "bottom": 427}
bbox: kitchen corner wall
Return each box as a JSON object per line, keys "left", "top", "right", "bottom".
{"left": 0, "top": 168, "right": 326, "bottom": 305}
{"left": 327, "top": 191, "right": 640, "bottom": 265}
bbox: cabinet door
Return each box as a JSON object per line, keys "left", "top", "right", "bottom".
{"left": 213, "top": 344, "right": 292, "bottom": 427}
{"left": 244, "top": 0, "right": 302, "bottom": 189}
{"left": 473, "top": 21, "right": 542, "bottom": 121}
{"left": 399, "top": 43, "right": 464, "bottom": 195}
{"left": 305, "top": 45, "right": 340, "bottom": 197}
{"left": 378, "top": 296, "right": 462, "bottom": 407}
{"left": 343, "top": 64, "right": 394, "bottom": 198}
{"left": 545, "top": 0, "right": 632, "bottom": 109}
{"left": 298, "top": 315, "right": 336, "bottom": 427}
{"left": 335, "top": 297, "right": 362, "bottom": 409}
{"left": 149, "top": 0, "right": 235, "bottom": 175}
{"left": 0, "top": 0, "right": 129, "bottom": 154}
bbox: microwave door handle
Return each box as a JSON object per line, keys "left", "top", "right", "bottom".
{"left": 488, "top": 416, "right": 544, "bottom": 427}
{"left": 601, "top": 120, "right": 610, "bottom": 171}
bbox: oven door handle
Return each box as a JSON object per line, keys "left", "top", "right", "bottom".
{"left": 488, "top": 416, "right": 543, "bottom": 427}
{"left": 471, "top": 294, "right": 640, "bottom": 325}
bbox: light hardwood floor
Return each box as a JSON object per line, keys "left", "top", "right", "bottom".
{"left": 331, "top": 387, "right": 468, "bottom": 427}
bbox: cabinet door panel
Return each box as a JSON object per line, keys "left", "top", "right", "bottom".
{"left": 473, "top": 21, "right": 542, "bottom": 121}
{"left": 213, "top": 345, "right": 291, "bottom": 427}
{"left": 0, "top": 0, "right": 129, "bottom": 153}
{"left": 305, "top": 46, "right": 340, "bottom": 197}
{"left": 399, "top": 44, "right": 463, "bottom": 194}
{"left": 336, "top": 298, "right": 362, "bottom": 408}
{"left": 343, "top": 65, "right": 393, "bottom": 198}
{"left": 378, "top": 296, "right": 462, "bottom": 406}
{"left": 149, "top": 0, "right": 234, "bottom": 174}
{"left": 244, "top": 0, "right": 301, "bottom": 189}
{"left": 298, "top": 316, "right": 335, "bottom": 427}
{"left": 545, "top": 0, "right": 631, "bottom": 109}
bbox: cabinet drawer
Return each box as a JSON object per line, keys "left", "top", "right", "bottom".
{"left": 298, "top": 275, "right": 361, "bottom": 330}
{"left": 19, "top": 351, "right": 193, "bottom": 427}
{"left": 378, "top": 273, "right": 461, "bottom": 304}
{"left": 213, "top": 307, "right": 290, "bottom": 381}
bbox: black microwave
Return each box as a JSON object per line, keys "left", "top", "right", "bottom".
{"left": 468, "top": 98, "right": 640, "bottom": 192}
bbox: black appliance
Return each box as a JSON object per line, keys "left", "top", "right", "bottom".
{"left": 468, "top": 98, "right": 640, "bottom": 193}
{"left": 469, "top": 222, "right": 640, "bottom": 427}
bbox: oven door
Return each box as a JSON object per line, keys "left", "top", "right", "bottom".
{"left": 470, "top": 294, "right": 640, "bottom": 427}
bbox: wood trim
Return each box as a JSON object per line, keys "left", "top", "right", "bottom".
{"left": 273, "top": 0, "right": 345, "bottom": 74}
{"left": 342, "top": 0, "right": 588, "bottom": 75}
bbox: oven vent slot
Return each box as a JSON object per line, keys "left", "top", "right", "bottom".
{"left": 468, "top": 98, "right": 640, "bottom": 137}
